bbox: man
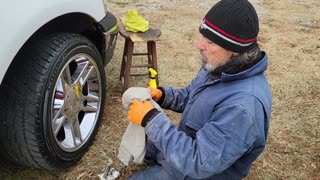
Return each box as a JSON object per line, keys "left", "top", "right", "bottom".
{"left": 127, "top": 0, "right": 272, "bottom": 179}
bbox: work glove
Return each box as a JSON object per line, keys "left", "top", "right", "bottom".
{"left": 148, "top": 88, "right": 163, "bottom": 102}
{"left": 128, "top": 100, "right": 160, "bottom": 127}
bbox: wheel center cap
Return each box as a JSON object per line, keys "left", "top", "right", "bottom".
{"left": 64, "top": 84, "right": 81, "bottom": 119}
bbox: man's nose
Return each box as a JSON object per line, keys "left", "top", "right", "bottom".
{"left": 195, "top": 39, "right": 205, "bottom": 50}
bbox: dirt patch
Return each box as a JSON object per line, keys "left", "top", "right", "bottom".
{"left": 0, "top": 0, "right": 319, "bottom": 179}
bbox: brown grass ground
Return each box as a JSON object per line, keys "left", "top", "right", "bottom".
{"left": 0, "top": 0, "right": 319, "bottom": 179}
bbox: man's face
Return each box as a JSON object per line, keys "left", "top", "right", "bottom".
{"left": 195, "top": 34, "right": 234, "bottom": 72}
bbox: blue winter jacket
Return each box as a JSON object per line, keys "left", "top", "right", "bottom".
{"left": 144, "top": 52, "right": 272, "bottom": 179}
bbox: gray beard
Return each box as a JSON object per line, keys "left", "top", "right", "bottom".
{"left": 202, "top": 59, "right": 229, "bottom": 73}
{"left": 200, "top": 51, "right": 229, "bottom": 73}
{"left": 200, "top": 51, "right": 217, "bottom": 72}
{"left": 202, "top": 62, "right": 216, "bottom": 72}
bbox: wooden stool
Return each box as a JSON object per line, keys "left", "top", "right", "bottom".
{"left": 118, "top": 19, "right": 161, "bottom": 92}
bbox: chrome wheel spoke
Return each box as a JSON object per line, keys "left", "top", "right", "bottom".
{"left": 74, "top": 62, "right": 90, "bottom": 84}
{"left": 83, "top": 94, "right": 99, "bottom": 102}
{"left": 53, "top": 103, "right": 64, "bottom": 120}
{"left": 82, "top": 106, "right": 98, "bottom": 112}
{"left": 81, "top": 66, "right": 94, "bottom": 88}
{"left": 69, "top": 117, "right": 83, "bottom": 145}
{"left": 52, "top": 94, "right": 65, "bottom": 136}
{"left": 63, "top": 64, "right": 73, "bottom": 86}
{"left": 53, "top": 116, "right": 66, "bottom": 136}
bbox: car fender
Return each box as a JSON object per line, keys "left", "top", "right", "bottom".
{"left": 0, "top": 0, "right": 106, "bottom": 84}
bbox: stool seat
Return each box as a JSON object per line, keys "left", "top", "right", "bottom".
{"left": 119, "top": 25, "right": 161, "bottom": 42}
{"left": 118, "top": 18, "right": 161, "bottom": 92}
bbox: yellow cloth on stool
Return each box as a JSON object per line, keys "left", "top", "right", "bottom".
{"left": 125, "top": 9, "right": 149, "bottom": 32}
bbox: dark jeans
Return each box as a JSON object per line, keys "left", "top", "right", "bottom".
{"left": 129, "top": 165, "right": 174, "bottom": 180}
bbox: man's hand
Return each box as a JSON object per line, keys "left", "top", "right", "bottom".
{"left": 128, "top": 100, "right": 155, "bottom": 126}
{"left": 148, "top": 88, "right": 163, "bottom": 102}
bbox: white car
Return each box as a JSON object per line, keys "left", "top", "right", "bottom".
{"left": 0, "top": 0, "right": 118, "bottom": 170}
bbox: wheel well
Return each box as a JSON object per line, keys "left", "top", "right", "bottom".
{"left": 24, "top": 13, "right": 105, "bottom": 59}
{"left": 1, "top": 13, "right": 107, "bottom": 87}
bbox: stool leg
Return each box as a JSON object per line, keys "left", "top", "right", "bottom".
{"left": 120, "top": 39, "right": 129, "bottom": 80}
{"left": 150, "top": 41, "right": 159, "bottom": 86}
{"left": 123, "top": 40, "right": 134, "bottom": 92}
{"left": 147, "top": 41, "right": 152, "bottom": 67}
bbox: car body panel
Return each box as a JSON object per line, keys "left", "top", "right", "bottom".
{"left": 0, "top": 0, "right": 107, "bottom": 83}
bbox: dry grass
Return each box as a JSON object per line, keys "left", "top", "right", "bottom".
{"left": 0, "top": 0, "right": 319, "bottom": 179}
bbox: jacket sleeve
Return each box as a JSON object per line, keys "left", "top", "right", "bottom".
{"left": 160, "top": 68, "right": 209, "bottom": 112}
{"left": 159, "top": 86, "right": 191, "bottom": 113}
{"left": 145, "top": 104, "right": 258, "bottom": 179}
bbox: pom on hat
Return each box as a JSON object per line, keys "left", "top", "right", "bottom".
{"left": 199, "top": 0, "right": 259, "bottom": 53}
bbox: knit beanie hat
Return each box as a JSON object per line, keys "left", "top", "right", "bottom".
{"left": 199, "top": 0, "right": 259, "bottom": 53}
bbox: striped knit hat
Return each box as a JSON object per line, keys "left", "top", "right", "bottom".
{"left": 199, "top": 0, "right": 259, "bottom": 53}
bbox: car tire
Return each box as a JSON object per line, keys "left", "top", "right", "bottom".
{"left": 0, "top": 33, "right": 106, "bottom": 170}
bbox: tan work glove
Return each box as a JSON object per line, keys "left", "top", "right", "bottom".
{"left": 128, "top": 100, "right": 159, "bottom": 127}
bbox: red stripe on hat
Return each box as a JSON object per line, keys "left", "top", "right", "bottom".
{"left": 204, "top": 18, "right": 257, "bottom": 43}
